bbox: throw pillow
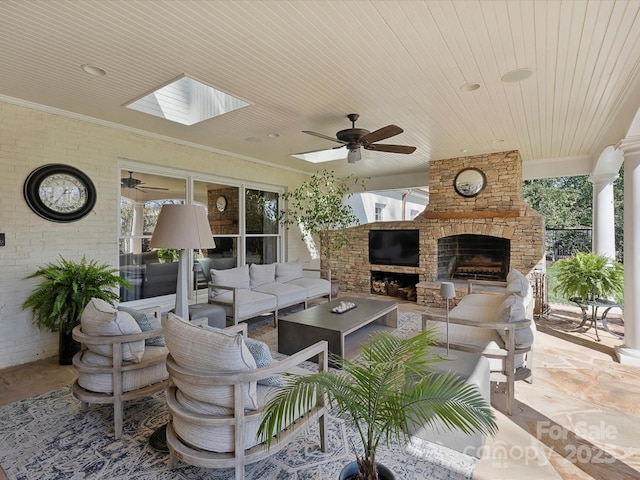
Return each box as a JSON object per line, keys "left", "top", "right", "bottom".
{"left": 275, "top": 259, "right": 304, "bottom": 283}
{"left": 80, "top": 298, "right": 144, "bottom": 363}
{"left": 496, "top": 294, "right": 533, "bottom": 348}
{"left": 250, "top": 263, "right": 276, "bottom": 288}
{"left": 210, "top": 265, "right": 250, "bottom": 296}
{"left": 164, "top": 313, "right": 259, "bottom": 409}
{"left": 244, "top": 337, "right": 283, "bottom": 387}
{"left": 117, "top": 306, "right": 165, "bottom": 346}
{"left": 506, "top": 269, "right": 530, "bottom": 297}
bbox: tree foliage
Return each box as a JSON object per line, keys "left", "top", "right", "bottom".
{"left": 523, "top": 167, "right": 624, "bottom": 259}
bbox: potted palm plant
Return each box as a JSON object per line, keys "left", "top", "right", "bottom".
{"left": 279, "top": 170, "right": 364, "bottom": 297}
{"left": 554, "top": 251, "right": 624, "bottom": 303}
{"left": 22, "top": 256, "right": 130, "bottom": 364}
{"left": 258, "top": 330, "right": 497, "bottom": 480}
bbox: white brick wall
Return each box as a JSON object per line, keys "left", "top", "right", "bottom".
{"left": 0, "top": 101, "right": 309, "bottom": 368}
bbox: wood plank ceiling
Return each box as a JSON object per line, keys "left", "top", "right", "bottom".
{"left": 1, "top": 0, "right": 640, "bottom": 183}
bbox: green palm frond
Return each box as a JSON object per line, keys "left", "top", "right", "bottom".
{"left": 258, "top": 329, "right": 497, "bottom": 479}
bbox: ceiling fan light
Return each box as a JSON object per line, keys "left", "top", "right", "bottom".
{"left": 347, "top": 148, "right": 361, "bottom": 163}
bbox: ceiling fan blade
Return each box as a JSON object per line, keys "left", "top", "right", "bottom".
{"left": 137, "top": 186, "right": 169, "bottom": 190}
{"left": 359, "top": 125, "right": 403, "bottom": 145}
{"left": 302, "top": 130, "right": 347, "bottom": 144}
{"left": 364, "top": 143, "right": 416, "bottom": 154}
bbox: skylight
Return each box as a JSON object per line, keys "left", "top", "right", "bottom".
{"left": 125, "top": 75, "right": 249, "bottom": 126}
{"left": 291, "top": 147, "right": 347, "bottom": 163}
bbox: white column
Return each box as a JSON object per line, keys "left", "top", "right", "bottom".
{"left": 615, "top": 137, "right": 640, "bottom": 365}
{"left": 590, "top": 173, "right": 617, "bottom": 260}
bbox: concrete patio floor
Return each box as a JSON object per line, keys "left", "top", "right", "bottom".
{"left": 1, "top": 301, "right": 638, "bottom": 480}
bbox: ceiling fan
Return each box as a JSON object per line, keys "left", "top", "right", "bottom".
{"left": 121, "top": 171, "right": 169, "bottom": 192}
{"left": 302, "top": 113, "right": 416, "bottom": 163}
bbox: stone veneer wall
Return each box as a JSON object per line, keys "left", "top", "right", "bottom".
{"left": 328, "top": 150, "right": 545, "bottom": 307}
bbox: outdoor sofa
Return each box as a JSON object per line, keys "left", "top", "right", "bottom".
{"left": 207, "top": 260, "right": 331, "bottom": 327}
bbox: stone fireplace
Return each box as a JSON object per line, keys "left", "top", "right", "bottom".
{"left": 327, "top": 150, "right": 545, "bottom": 307}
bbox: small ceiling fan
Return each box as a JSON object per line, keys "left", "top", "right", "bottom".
{"left": 121, "top": 172, "right": 169, "bottom": 192}
{"left": 302, "top": 113, "right": 416, "bottom": 163}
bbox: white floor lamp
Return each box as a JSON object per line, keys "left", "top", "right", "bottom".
{"left": 149, "top": 204, "right": 215, "bottom": 320}
{"left": 440, "top": 281, "right": 457, "bottom": 360}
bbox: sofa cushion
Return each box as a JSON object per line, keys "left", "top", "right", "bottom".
{"left": 81, "top": 298, "right": 144, "bottom": 363}
{"left": 276, "top": 260, "right": 304, "bottom": 283}
{"left": 171, "top": 387, "right": 274, "bottom": 453}
{"left": 76, "top": 346, "right": 168, "bottom": 393}
{"left": 250, "top": 263, "right": 276, "bottom": 288}
{"left": 496, "top": 294, "right": 533, "bottom": 348}
{"left": 506, "top": 269, "right": 530, "bottom": 297}
{"left": 211, "top": 289, "right": 277, "bottom": 320}
{"left": 285, "top": 277, "right": 331, "bottom": 300}
{"left": 252, "top": 282, "right": 307, "bottom": 308}
{"left": 164, "top": 313, "right": 259, "bottom": 409}
{"left": 118, "top": 305, "right": 164, "bottom": 346}
{"left": 210, "top": 265, "right": 250, "bottom": 296}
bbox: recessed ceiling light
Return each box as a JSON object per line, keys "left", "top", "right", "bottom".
{"left": 81, "top": 64, "right": 106, "bottom": 76}
{"left": 492, "top": 139, "right": 505, "bottom": 144}
{"left": 460, "top": 82, "right": 481, "bottom": 92}
{"left": 267, "top": 133, "right": 280, "bottom": 138}
{"left": 245, "top": 137, "right": 262, "bottom": 143}
{"left": 459, "top": 148, "right": 468, "bottom": 153}
{"left": 501, "top": 68, "right": 533, "bottom": 83}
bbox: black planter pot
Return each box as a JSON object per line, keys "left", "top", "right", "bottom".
{"left": 58, "top": 330, "right": 81, "bottom": 365}
{"left": 338, "top": 461, "right": 395, "bottom": 480}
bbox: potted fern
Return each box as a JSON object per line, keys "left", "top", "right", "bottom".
{"left": 258, "top": 330, "right": 497, "bottom": 480}
{"left": 554, "top": 251, "right": 624, "bottom": 303}
{"left": 279, "top": 170, "right": 364, "bottom": 296}
{"left": 22, "top": 256, "right": 130, "bottom": 364}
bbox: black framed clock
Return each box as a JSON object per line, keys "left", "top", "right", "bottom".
{"left": 24, "top": 164, "right": 97, "bottom": 222}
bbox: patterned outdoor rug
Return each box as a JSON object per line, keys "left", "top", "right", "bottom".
{"left": 0, "top": 311, "right": 476, "bottom": 480}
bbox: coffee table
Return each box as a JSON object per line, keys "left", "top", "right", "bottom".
{"left": 278, "top": 297, "right": 398, "bottom": 362}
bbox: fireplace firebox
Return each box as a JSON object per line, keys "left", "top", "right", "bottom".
{"left": 437, "top": 234, "right": 510, "bottom": 281}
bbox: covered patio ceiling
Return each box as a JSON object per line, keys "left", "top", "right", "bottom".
{"left": 2, "top": 1, "right": 640, "bottom": 187}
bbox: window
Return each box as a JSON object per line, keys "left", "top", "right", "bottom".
{"left": 375, "top": 203, "right": 386, "bottom": 222}
{"left": 119, "top": 167, "right": 283, "bottom": 303}
{"left": 119, "top": 171, "right": 186, "bottom": 302}
{"left": 245, "top": 189, "right": 280, "bottom": 265}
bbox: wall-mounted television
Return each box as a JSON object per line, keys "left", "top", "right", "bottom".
{"left": 368, "top": 229, "right": 420, "bottom": 267}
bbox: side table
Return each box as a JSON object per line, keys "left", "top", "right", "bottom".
{"left": 189, "top": 303, "right": 226, "bottom": 328}
{"left": 569, "top": 297, "right": 623, "bottom": 342}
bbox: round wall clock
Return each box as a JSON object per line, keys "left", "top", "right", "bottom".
{"left": 24, "top": 164, "right": 97, "bottom": 222}
{"left": 216, "top": 195, "right": 227, "bottom": 212}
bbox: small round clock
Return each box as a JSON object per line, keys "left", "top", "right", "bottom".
{"left": 216, "top": 195, "right": 227, "bottom": 212}
{"left": 24, "top": 164, "right": 97, "bottom": 222}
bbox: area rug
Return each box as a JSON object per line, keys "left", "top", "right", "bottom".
{"left": 0, "top": 311, "right": 476, "bottom": 480}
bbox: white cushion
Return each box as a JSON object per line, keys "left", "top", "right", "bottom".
{"left": 275, "top": 260, "right": 304, "bottom": 283}
{"left": 506, "top": 269, "right": 530, "bottom": 297}
{"left": 496, "top": 295, "right": 533, "bottom": 349}
{"left": 164, "top": 313, "right": 259, "bottom": 409}
{"left": 210, "top": 265, "right": 250, "bottom": 296}
{"left": 285, "top": 277, "right": 330, "bottom": 299}
{"left": 80, "top": 298, "right": 144, "bottom": 363}
{"left": 76, "top": 346, "right": 168, "bottom": 393}
{"left": 171, "top": 387, "right": 274, "bottom": 453}
{"left": 252, "top": 282, "right": 307, "bottom": 308}
{"left": 211, "top": 289, "right": 277, "bottom": 320}
{"left": 250, "top": 263, "right": 276, "bottom": 288}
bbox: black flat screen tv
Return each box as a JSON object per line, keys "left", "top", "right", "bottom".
{"left": 368, "top": 229, "right": 420, "bottom": 267}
